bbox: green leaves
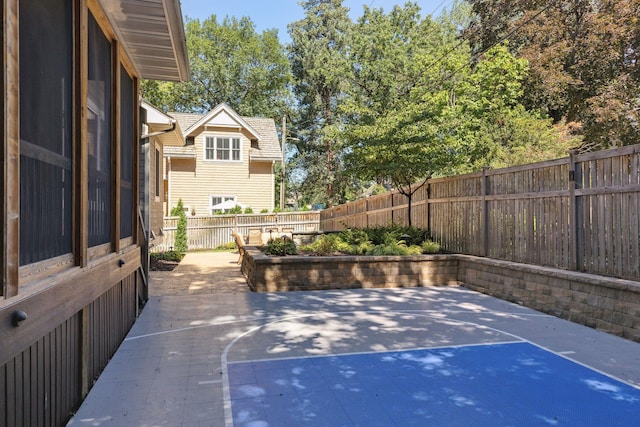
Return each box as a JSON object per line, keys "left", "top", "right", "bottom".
{"left": 142, "top": 15, "right": 291, "bottom": 117}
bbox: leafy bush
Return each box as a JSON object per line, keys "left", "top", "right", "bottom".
{"left": 368, "top": 241, "right": 422, "bottom": 256}
{"left": 300, "top": 234, "right": 351, "bottom": 255}
{"left": 263, "top": 236, "right": 297, "bottom": 256}
{"left": 421, "top": 240, "right": 441, "bottom": 254}
{"left": 228, "top": 205, "right": 243, "bottom": 214}
{"left": 244, "top": 207, "right": 254, "bottom": 214}
{"left": 214, "top": 241, "right": 237, "bottom": 251}
{"left": 170, "top": 199, "right": 188, "bottom": 254}
{"left": 151, "top": 250, "right": 184, "bottom": 262}
{"left": 338, "top": 224, "right": 431, "bottom": 247}
{"left": 260, "top": 209, "right": 269, "bottom": 213}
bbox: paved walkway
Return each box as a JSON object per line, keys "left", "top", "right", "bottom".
{"left": 68, "top": 252, "right": 640, "bottom": 426}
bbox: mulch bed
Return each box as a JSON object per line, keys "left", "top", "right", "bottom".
{"left": 150, "top": 257, "right": 180, "bottom": 271}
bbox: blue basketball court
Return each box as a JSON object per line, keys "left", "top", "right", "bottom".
{"left": 222, "top": 304, "right": 640, "bottom": 427}
{"left": 227, "top": 342, "right": 639, "bottom": 426}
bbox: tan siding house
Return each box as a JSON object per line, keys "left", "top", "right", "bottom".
{"left": 165, "top": 103, "right": 281, "bottom": 215}
{"left": 141, "top": 100, "right": 185, "bottom": 247}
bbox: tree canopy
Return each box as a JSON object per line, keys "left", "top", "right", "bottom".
{"left": 287, "top": 0, "right": 354, "bottom": 207}
{"left": 142, "top": 15, "right": 291, "bottom": 118}
{"left": 465, "top": 0, "right": 640, "bottom": 150}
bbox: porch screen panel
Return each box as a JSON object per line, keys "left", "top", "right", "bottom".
{"left": 120, "top": 67, "right": 134, "bottom": 239}
{"left": 88, "top": 14, "right": 112, "bottom": 247}
{"left": 19, "top": 0, "right": 73, "bottom": 265}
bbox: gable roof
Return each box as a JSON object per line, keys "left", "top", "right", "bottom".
{"left": 180, "top": 103, "right": 262, "bottom": 140}
{"left": 166, "top": 104, "right": 281, "bottom": 162}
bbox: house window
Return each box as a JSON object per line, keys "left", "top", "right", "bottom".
{"left": 19, "top": 0, "right": 73, "bottom": 265}
{"left": 155, "top": 148, "right": 161, "bottom": 198}
{"left": 205, "top": 137, "right": 215, "bottom": 160}
{"left": 210, "top": 195, "right": 237, "bottom": 214}
{"left": 87, "top": 13, "right": 112, "bottom": 247}
{"left": 120, "top": 66, "right": 134, "bottom": 239}
{"left": 204, "top": 136, "right": 241, "bottom": 161}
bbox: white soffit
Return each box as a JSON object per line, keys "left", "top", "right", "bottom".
{"left": 100, "top": 0, "right": 190, "bottom": 82}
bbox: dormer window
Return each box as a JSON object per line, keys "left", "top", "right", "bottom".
{"left": 204, "top": 136, "right": 241, "bottom": 161}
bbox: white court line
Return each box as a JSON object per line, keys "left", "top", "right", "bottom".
{"left": 198, "top": 379, "right": 223, "bottom": 385}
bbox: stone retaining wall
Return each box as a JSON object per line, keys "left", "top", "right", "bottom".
{"left": 241, "top": 247, "right": 640, "bottom": 343}
{"left": 241, "top": 248, "right": 458, "bottom": 292}
{"left": 457, "top": 255, "right": 640, "bottom": 343}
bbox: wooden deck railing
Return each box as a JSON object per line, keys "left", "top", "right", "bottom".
{"left": 156, "top": 211, "right": 321, "bottom": 251}
{"left": 321, "top": 144, "right": 640, "bottom": 281}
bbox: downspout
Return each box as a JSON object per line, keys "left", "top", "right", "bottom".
{"left": 166, "top": 157, "right": 172, "bottom": 216}
{"left": 141, "top": 120, "right": 176, "bottom": 139}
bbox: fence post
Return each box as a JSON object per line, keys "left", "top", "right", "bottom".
{"left": 481, "top": 167, "right": 489, "bottom": 257}
{"left": 568, "top": 151, "right": 578, "bottom": 271}
{"left": 366, "top": 198, "right": 369, "bottom": 228}
{"left": 426, "top": 180, "right": 431, "bottom": 233}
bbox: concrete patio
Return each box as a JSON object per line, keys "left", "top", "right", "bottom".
{"left": 67, "top": 251, "right": 640, "bottom": 426}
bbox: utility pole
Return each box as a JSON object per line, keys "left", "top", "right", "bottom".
{"left": 280, "top": 116, "right": 286, "bottom": 210}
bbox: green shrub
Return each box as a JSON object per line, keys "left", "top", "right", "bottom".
{"left": 338, "top": 224, "right": 431, "bottom": 247}
{"left": 338, "top": 227, "right": 370, "bottom": 246}
{"left": 350, "top": 241, "right": 375, "bottom": 255}
{"left": 151, "top": 250, "right": 184, "bottom": 262}
{"left": 244, "top": 207, "right": 254, "bottom": 214}
{"left": 300, "top": 234, "right": 350, "bottom": 255}
{"left": 170, "top": 199, "right": 188, "bottom": 254}
{"left": 228, "top": 205, "right": 243, "bottom": 214}
{"left": 215, "top": 241, "right": 237, "bottom": 251}
{"left": 260, "top": 209, "right": 269, "bottom": 213}
{"left": 421, "top": 240, "right": 441, "bottom": 254}
{"left": 263, "top": 236, "right": 297, "bottom": 256}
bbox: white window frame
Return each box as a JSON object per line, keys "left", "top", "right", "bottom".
{"left": 209, "top": 195, "right": 237, "bottom": 214}
{"left": 204, "top": 135, "right": 242, "bottom": 162}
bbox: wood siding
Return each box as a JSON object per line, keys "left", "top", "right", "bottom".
{"left": 167, "top": 126, "right": 275, "bottom": 215}
{"left": 1, "top": 269, "right": 139, "bottom": 427}
{"left": 1, "top": 0, "right": 165, "bottom": 423}
{"left": 321, "top": 145, "right": 640, "bottom": 281}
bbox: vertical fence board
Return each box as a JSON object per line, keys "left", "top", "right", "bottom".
{"left": 319, "top": 145, "right": 640, "bottom": 281}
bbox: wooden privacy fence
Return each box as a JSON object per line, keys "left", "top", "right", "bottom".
{"left": 156, "top": 211, "right": 321, "bottom": 251}
{"left": 321, "top": 144, "right": 640, "bottom": 281}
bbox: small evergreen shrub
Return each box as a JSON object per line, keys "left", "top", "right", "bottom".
{"left": 170, "top": 199, "right": 188, "bottom": 254}
{"left": 244, "top": 207, "right": 254, "bottom": 214}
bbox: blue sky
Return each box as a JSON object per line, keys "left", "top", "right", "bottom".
{"left": 180, "top": 0, "right": 454, "bottom": 42}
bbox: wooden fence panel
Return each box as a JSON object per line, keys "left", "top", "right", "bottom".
{"left": 320, "top": 144, "right": 640, "bottom": 281}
